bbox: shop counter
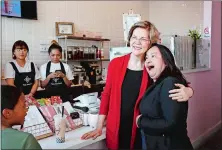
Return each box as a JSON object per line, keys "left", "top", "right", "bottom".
{"left": 38, "top": 126, "right": 106, "bottom": 149}
{"left": 34, "top": 83, "right": 105, "bottom": 100}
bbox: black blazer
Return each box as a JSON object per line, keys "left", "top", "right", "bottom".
{"left": 138, "top": 74, "right": 193, "bottom": 150}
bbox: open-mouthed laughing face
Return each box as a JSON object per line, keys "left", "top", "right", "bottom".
{"left": 145, "top": 46, "right": 166, "bottom": 81}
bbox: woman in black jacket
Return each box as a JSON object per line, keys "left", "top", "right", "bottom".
{"left": 136, "top": 43, "right": 193, "bottom": 150}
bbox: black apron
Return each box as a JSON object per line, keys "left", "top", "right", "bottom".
{"left": 45, "top": 61, "right": 69, "bottom": 102}
{"left": 10, "top": 62, "right": 35, "bottom": 95}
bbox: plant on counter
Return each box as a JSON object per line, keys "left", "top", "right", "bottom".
{"left": 188, "top": 29, "right": 201, "bottom": 40}
{"left": 188, "top": 29, "right": 201, "bottom": 69}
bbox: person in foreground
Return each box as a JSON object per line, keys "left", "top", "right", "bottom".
{"left": 136, "top": 43, "right": 193, "bottom": 150}
{"left": 1, "top": 85, "right": 42, "bottom": 150}
{"left": 81, "top": 21, "right": 194, "bottom": 149}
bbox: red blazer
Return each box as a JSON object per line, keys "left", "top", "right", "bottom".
{"left": 99, "top": 54, "right": 149, "bottom": 149}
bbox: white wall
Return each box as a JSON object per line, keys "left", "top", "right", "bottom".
{"left": 148, "top": 1, "right": 203, "bottom": 36}
{"left": 1, "top": 1, "right": 149, "bottom": 66}
{"left": 1, "top": 1, "right": 204, "bottom": 67}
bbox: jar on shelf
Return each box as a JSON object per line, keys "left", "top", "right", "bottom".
{"left": 73, "top": 47, "right": 77, "bottom": 60}
{"left": 92, "top": 45, "right": 99, "bottom": 59}
{"left": 96, "top": 49, "right": 101, "bottom": 59}
{"left": 79, "top": 46, "right": 84, "bottom": 59}
{"left": 75, "top": 47, "right": 80, "bottom": 59}
{"left": 67, "top": 47, "right": 73, "bottom": 60}
{"left": 91, "top": 47, "right": 96, "bottom": 59}
{"left": 83, "top": 47, "right": 89, "bottom": 59}
{"left": 101, "top": 48, "right": 104, "bottom": 59}
{"left": 88, "top": 47, "right": 93, "bottom": 59}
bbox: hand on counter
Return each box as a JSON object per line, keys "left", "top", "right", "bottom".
{"left": 81, "top": 127, "right": 102, "bottom": 140}
{"left": 81, "top": 115, "right": 105, "bottom": 140}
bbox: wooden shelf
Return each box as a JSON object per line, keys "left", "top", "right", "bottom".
{"left": 57, "top": 36, "right": 110, "bottom": 42}
{"left": 73, "top": 71, "right": 85, "bottom": 73}
{"left": 62, "top": 59, "right": 110, "bottom": 62}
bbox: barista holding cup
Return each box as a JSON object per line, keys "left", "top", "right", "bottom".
{"left": 40, "top": 41, "right": 74, "bottom": 102}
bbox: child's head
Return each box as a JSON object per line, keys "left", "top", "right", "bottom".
{"left": 1, "top": 85, "right": 28, "bottom": 127}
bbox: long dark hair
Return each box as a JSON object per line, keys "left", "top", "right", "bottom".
{"left": 151, "top": 43, "right": 188, "bottom": 86}
{"left": 1, "top": 85, "right": 22, "bottom": 111}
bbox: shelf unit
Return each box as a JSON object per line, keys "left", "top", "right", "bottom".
{"left": 61, "top": 59, "right": 110, "bottom": 62}
{"left": 57, "top": 35, "right": 111, "bottom": 84}
{"left": 57, "top": 35, "right": 111, "bottom": 63}
{"left": 57, "top": 35, "right": 110, "bottom": 42}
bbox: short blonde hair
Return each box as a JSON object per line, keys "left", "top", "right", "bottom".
{"left": 127, "top": 21, "right": 160, "bottom": 47}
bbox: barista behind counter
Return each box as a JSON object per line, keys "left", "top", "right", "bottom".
{"left": 40, "top": 41, "right": 73, "bottom": 102}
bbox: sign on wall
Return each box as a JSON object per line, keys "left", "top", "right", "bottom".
{"left": 122, "top": 10, "right": 141, "bottom": 42}
{"left": 203, "top": 26, "right": 211, "bottom": 38}
{"left": 202, "top": 1, "right": 212, "bottom": 39}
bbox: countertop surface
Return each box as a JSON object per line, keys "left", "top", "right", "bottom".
{"left": 36, "top": 84, "right": 82, "bottom": 91}
{"left": 38, "top": 126, "right": 106, "bottom": 149}
{"left": 36, "top": 83, "right": 105, "bottom": 91}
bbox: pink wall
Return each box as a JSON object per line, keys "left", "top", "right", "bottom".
{"left": 185, "top": 2, "right": 221, "bottom": 141}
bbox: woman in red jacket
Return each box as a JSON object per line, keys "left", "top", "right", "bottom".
{"left": 81, "top": 21, "right": 194, "bottom": 149}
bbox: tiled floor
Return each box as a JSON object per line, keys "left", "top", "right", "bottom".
{"left": 196, "top": 129, "right": 222, "bottom": 150}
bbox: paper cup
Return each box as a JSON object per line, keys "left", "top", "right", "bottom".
{"left": 82, "top": 113, "right": 89, "bottom": 126}
{"left": 88, "top": 113, "right": 98, "bottom": 129}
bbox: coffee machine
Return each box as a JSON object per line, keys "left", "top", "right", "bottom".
{"left": 72, "top": 65, "right": 86, "bottom": 85}
{"left": 80, "top": 62, "right": 97, "bottom": 84}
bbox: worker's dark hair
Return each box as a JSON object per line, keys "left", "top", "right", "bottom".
{"left": 48, "top": 41, "right": 62, "bottom": 54}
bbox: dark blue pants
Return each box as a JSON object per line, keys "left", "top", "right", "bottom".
{"left": 141, "top": 130, "right": 147, "bottom": 150}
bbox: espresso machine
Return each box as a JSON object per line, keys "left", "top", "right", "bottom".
{"left": 71, "top": 65, "right": 85, "bottom": 85}
{"left": 80, "top": 62, "right": 97, "bottom": 84}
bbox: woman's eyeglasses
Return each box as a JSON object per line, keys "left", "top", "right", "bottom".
{"left": 131, "top": 36, "right": 150, "bottom": 44}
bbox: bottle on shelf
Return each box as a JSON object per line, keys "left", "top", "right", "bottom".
{"left": 96, "top": 49, "right": 101, "bottom": 59}
{"left": 91, "top": 45, "right": 99, "bottom": 60}
{"left": 76, "top": 47, "right": 80, "bottom": 60}
{"left": 89, "top": 47, "right": 93, "bottom": 59}
{"left": 73, "top": 47, "right": 77, "bottom": 60}
{"left": 67, "top": 48, "right": 73, "bottom": 60}
{"left": 101, "top": 48, "right": 104, "bottom": 59}
{"left": 88, "top": 47, "right": 93, "bottom": 59}
{"left": 79, "top": 47, "right": 84, "bottom": 59}
{"left": 78, "top": 47, "right": 83, "bottom": 59}
{"left": 91, "top": 47, "right": 96, "bottom": 59}
{"left": 62, "top": 50, "right": 65, "bottom": 60}
{"left": 83, "top": 47, "right": 89, "bottom": 59}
